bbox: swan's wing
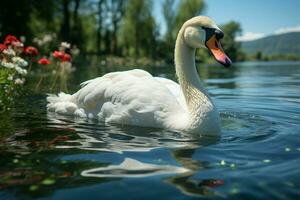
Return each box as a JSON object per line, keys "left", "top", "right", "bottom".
{"left": 79, "top": 69, "right": 151, "bottom": 87}
{"left": 154, "top": 77, "right": 187, "bottom": 111}
{"left": 75, "top": 69, "right": 153, "bottom": 107}
{"left": 69, "top": 69, "right": 186, "bottom": 128}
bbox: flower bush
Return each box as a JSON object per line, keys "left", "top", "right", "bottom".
{"left": 0, "top": 35, "right": 28, "bottom": 111}
{"left": 47, "top": 42, "right": 75, "bottom": 92}
{"left": 0, "top": 34, "right": 79, "bottom": 111}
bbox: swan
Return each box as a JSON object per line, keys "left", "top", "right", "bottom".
{"left": 47, "top": 16, "right": 231, "bottom": 135}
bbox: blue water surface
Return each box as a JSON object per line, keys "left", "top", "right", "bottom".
{"left": 0, "top": 60, "right": 300, "bottom": 200}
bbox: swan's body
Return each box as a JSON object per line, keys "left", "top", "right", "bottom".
{"left": 47, "top": 16, "right": 231, "bottom": 135}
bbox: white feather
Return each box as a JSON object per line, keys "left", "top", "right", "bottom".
{"left": 47, "top": 16, "right": 223, "bottom": 135}
{"left": 47, "top": 69, "right": 189, "bottom": 130}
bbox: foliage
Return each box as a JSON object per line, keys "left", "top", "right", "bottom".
{"left": 0, "top": 68, "right": 25, "bottom": 111}
{"left": 162, "top": 0, "right": 206, "bottom": 60}
{"left": 0, "top": 0, "right": 251, "bottom": 62}
{"left": 33, "top": 42, "right": 78, "bottom": 93}
{"left": 0, "top": 37, "right": 28, "bottom": 111}
{"left": 220, "top": 21, "right": 245, "bottom": 62}
{"left": 119, "top": 0, "right": 157, "bottom": 58}
{"left": 0, "top": 0, "right": 58, "bottom": 41}
{"left": 174, "top": 0, "right": 206, "bottom": 38}
{"left": 163, "top": 0, "right": 176, "bottom": 44}
{"left": 0, "top": 32, "right": 79, "bottom": 111}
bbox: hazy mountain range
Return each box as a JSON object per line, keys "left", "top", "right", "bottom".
{"left": 241, "top": 32, "right": 300, "bottom": 55}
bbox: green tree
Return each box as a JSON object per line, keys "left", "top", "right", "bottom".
{"left": 70, "top": 0, "right": 86, "bottom": 50}
{"left": 163, "top": 0, "right": 176, "bottom": 43}
{"left": 96, "top": 0, "right": 127, "bottom": 55}
{"left": 255, "top": 51, "right": 263, "bottom": 60}
{"left": 0, "top": 0, "right": 58, "bottom": 40}
{"left": 221, "top": 21, "right": 244, "bottom": 62}
{"left": 162, "top": 0, "right": 205, "bottom": 61}
{"left": 120, "top": 0, "right": 157, "bottom": 58}
{"left": 96, "top": 0, "right": 105, "bottom": 54}
{"left": 109, "top": 0, "right": 127, "bottom": 55}
{"left": 174, "top": 0, "right": 205, "bottom": 39}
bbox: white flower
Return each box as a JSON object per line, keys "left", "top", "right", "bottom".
{"left": 33, "top": 37, "right": 38, "bottom": 42}
{"left": 20, "top": 36, "right": 26, "bottom": 43}
{"left": 15, "top": 66, "right": 27, "bottom": 75}
{"left": 33, "top": 37, "right": 43, "bottom": 47}
{"left": 15, "top": 78, "right": 25, "bottom": 85}
{"left": 12, "top": 57, "right": 28, "bottom": 67}
{"left": 43, "top": 34, "right": 53, "bottom": 43}
{"left": 0, "top": 61, "right": 27, "bottom": 75}
{"left": 1, "top": 61, "right": 16, "bottom": 69}
{"left": 71, "top": 46, "right": 80, "bottom": 56}
{"left": 12, "top": 41, "right": 24, "bottom": 48}
{"left": 60, "top": 62, "right": 75, "bottom": 73}
{"left": 33, "top": 37, "right": 39, "bottom": 43}
{"left": 3, "top": 48, "right": 16, "bottom": 56}
{"left": 61, "top": 42, "right": 70, "bottom": 49}
{"left": 7, "top": 75, "right": 13, "bottom": 81}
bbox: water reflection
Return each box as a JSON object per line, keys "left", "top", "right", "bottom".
{"left": 0, "top": 112, "right": 223, "bottom": 197}
{"left": 46, "top": 113, "right": 226, "bottom": 196}
{"left": 46, "top": 113, "right": 204, "bottom": 153}
{"left": 164, "top": 147, "right": 225, "bottom": 197}
{"left": 81, "top": 158, "right": 190, "bottom": 178}
{"left": 1, "top": 61, "right": 300, "bottom": 199}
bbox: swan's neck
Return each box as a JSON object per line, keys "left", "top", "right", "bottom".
{"left": 175, "top": 33, "right": 219, "bottom": 133}
{"left": 175, "top": 36, "right": 205, "bottom": 93}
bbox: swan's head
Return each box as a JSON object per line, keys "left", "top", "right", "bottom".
{"left": 182, "top": 16, "right": 232, "bottom": 67}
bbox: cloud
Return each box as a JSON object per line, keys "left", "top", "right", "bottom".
{"left": 274, "top": 25, "right": 300, "bottom": 34}
{"left": 235, "top": 25, "right": 300, "bottom": 42}
{"left": 235, "top": 32, "right": 266, "bottom": 42}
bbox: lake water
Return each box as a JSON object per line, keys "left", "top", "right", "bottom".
{"left": 1, "top": 60, "right": 300, "bottom": 199}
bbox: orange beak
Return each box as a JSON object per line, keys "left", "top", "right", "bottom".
{"left": 206, "top": 34, "right": 232, "bottom": 68}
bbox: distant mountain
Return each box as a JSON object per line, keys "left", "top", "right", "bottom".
{"left": 241, "top": 32, "right": 300, "bottom": 55}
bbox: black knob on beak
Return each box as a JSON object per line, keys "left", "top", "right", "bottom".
{"left": 215, "top": 29, "right": 224, "bottom": 40}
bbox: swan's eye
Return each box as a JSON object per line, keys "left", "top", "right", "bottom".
{"left": 203, "top": 27, "right": 224, "bottom": 43}
{"left": 215, "top": 30, "right": 224, "bottom": 40}
{"left": 203, "top": 27, "right": 215, "bottom": 42}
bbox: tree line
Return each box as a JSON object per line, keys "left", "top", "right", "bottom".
{"left": 0, "top": 0, "right": 243, "bottom": 62}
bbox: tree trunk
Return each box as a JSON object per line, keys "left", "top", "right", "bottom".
{"left": 71, "top": 0, "right": 81, "bottom": 46}
{"left": 111, "top": 19, "right": 118, "bottom": 55}
{"left": 61, "top": 0, "right": 71, "bottom": 42}
{"left": 104, "top": 29, "right": 111, "bottom": 54}
{"left": 111, "top": 1, "right": 125, "bottom": 55}
{"left": 73, "top": 0, "right": 80, "bottom": 24}
{"left": 97, "top": 0, "right": 104, "bottom": 55}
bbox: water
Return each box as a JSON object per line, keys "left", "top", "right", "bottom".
{"left": 1, "top": 60, "right": 300, "bottom": 199}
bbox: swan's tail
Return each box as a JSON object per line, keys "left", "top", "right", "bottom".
{"left": 46, "top": 92, "right": 78, "bottom": 115}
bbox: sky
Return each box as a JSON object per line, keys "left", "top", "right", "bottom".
{"left": 153, "top": 0, "right": 300, "bottom": 41}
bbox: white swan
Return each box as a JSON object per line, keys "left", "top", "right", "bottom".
{"left": 47, "top": 16, "right": 231, "bottom": 135}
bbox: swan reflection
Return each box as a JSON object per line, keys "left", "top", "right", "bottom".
{"left": 46, "top": 114, "right": 223, "bottom": 197}
{"left": 81, "top": 158, "right": 190, "bottom": 178}
{"left": 47, "top": 113, "right": 201, "bottom": 153}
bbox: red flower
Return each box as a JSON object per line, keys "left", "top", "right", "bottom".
{"left": 52, "top": 50, "right": 72, "bottom": 62}
{"left": 25, "top": 46, "right": 38, "bottom": 56}
{"left": 4, "top": 35, "right": 19, "bottom": 46}
{"left": 52, "top": 50, "right": 64, "bottom": 59}
{"left": 0, "top": 44, "right": 7, "bottom": 52}
{"left": 38, "top": 58, "right": 51, "bottom": 65}
{"left": 62, "top": 53, "right": 71, "bottom": 62}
